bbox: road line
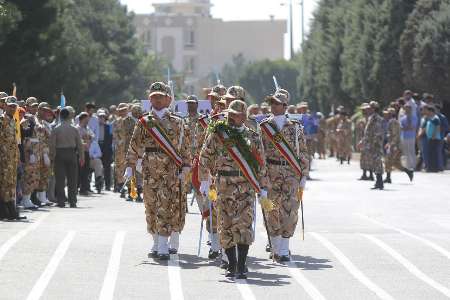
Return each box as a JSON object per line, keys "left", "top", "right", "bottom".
{"left": 236, "top": 279, "right": 256, "bottom": 300}
{"left": 99, "top": 231, "right": 126, "bottom": 300}
{"left": 168, "top": 254, "right": 184, "bottom": 300}
{"left": 362, "top": 234, "right": 450, "bottom": 298}
{"left": 310, "top": 233, "right": 394, "bottom": 300}
{"left": 0, "top": 214, "right": 49, "bottom": 262}
{"left": 357, "top": 214, "right": 450, "bottom": 260}
{"left": 26, "top": 231, "right": 76, "bottom": 300}
{"left": 287, "top": 261, "right": 326, "bottom": 300}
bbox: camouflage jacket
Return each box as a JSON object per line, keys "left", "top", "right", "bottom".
{"left": 0, "top": 113, "right": 19, "bottom": 173}
{"left": 362, "top": 113, "right": 384, "bottom": 153}
{"left": 126, "top": 110, "right": 191, "bottom": 172}
{"left": 185, "top": 113, "right": 206, "bottom": 157}
{"left": 199, "top": 121, "right": 267, "bottom": 188}
{"left": 260, "top": 116, "right": 309, "bottom": 178}
{"left": 386, "top": 118, "right": 401, "bottom": 150}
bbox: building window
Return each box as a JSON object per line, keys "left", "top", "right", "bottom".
{"left": 142, "top": 30, "right": 152, "bottom": 48}
{"left": 184, "top": 56, "right": 196, "bottom": 74}
{"left": 184, "top": 29, "right": 195, "bottom": 48}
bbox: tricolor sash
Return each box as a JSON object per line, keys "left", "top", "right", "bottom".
{"left": 198, "top": 115, "right": 209, "bottom": 129}
{"left": 260, "top": 121, "right": 303, "bottom": 177}
{"left": 216, "top": 129, "right": 261, "bottom": 193}
{"left": 139, "top": 117, "right": 183, "bottom": 168}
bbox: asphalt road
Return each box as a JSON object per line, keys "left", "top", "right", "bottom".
{"left": 1, "top": 158, "right": 449, "bottom": 300}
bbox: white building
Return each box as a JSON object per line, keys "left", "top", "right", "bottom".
{"left": 133, "top": 0, "right": 286, "bottom": 94}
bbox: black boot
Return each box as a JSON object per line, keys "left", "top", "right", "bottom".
{"left": 5, "top": 202, "right": 27, "bottom": 221}
{"left": 135, "top": 187, "right": 143, "bottom": 203}
{"left": 118, "top": 184, "right": 126, "bottom": 198}
{"left": 371, "top": 174, "right": 384, "bottom": 190}
{"left": 340, "top": 157, "right": 344, "bottom": 165}
{"left": 31, "top": 191, "right": 42, "bottom": 207}
{"left": 403, "top": 168, "right": 414, "bottom": 182}
{"left": 359, "top": 170, "right": 368, "bottom": 180}
{"left": 383, "top": 172, "right": 392, "bottom": 184}
{"left": 369, "top": 171, "right": 374, "bottom": 181}
{"left": 95, "top": 176, "right": 103, "bottom": 194}
{"left": 237, "top": 244, "right": 249, "bottom": 279}
{"left": 347, "top": 157, "right": 350, "bottom": 164}
{"left": 224, "top": 246, "right": 237, "bottom": 278}
{"left": 0, "top": 201, "right": 7, "bottom": 220}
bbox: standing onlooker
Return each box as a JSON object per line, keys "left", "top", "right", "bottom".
{"left": 77, "top": 112, "right": 95, "bottom": 195}
{"left": 424, "top": 105, "right": 442, "bottom": 172}
{"left": 399, "top": 90, "right": 418, "bottom": 120}
{"left": 400, "top": 103, "right": 418, "bottom": 171}
{"left": 435, "top": 104, "right": 448, "bottom": 170}
{"left": 98, "top": 110, "right": 113, "bottom": 191}
{"left": 49, "top": 108, "right": 84, "bottom": 208}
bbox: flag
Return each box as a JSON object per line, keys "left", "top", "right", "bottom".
{"left": 13, "top": 106, "right": 21, "bottom": 144}
{"left": 12, "top": 82, "right": 17, "bottom": 97}
{"left": 60, "top": 93, "right": 66, "bottom": 108}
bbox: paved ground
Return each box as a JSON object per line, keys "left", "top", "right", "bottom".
{"left": 1, "top": 158, "right": 449, "bottom": 300}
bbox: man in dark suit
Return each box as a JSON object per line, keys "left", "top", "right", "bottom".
{"left": 97, "top": 110, "right": 113, "bottom": 191}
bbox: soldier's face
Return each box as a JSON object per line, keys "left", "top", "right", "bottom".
{"left": 150, "top": 94, "right": 169, "bottom": 110}
{"left": 6, "top": 105, "right": 17, "bottom": 117}
{"left": 187, "top": 103, "right": 198, "bottom": 114}
{"left": 228, "top": 112, "right": 246, "bottom": 127}
{"left": 271, "top": 101, "right": 286, "bottom": 115}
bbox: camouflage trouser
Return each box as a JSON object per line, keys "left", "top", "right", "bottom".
{"left": 1, "top": 165, "right": 17, "bottom": 203}
{"left": 337, "top": 141, "right": 352, "bottom": 159}
{"left": 328, "top": 132, "right": 337, "bottom": 154}
{"left": 368, "top": 151, "right": 384, "bottom": 174}
{"left": 114, "top": 148, "right": 127, "bottom": 185}
{"left": 317, "top": 134, "right": 326, "bottom": 155}
{"left": 22, "top": 164, "right": 41, "bottom": 195}
{"left": 266, "top": 167, "right": 300, "bottom": 238}
{"left": 385, "top": 147, "right": 403, "bottom": 172}
{"left": 306, "top": 136, "right": 315, "bottom": 160}
{"left": 216, "top": 176, "right": 254, "bottom": 248}
{"left": 143, "top": 173, "right": 186, "bottom": 237}
{"left": 360, "top": 149, "right": 371, "bottom": 170}
{"left": 38, "top": 166, "right": 51, "bottom": 191}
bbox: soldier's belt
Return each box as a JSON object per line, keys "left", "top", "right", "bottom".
{"left": 218, "top": 170, "right": 243, "bottom": 177}
{"left": 266, "top": 158, "right": 289, "bottom": 166}
{"left": 145, "top": 147, "right": 165, "bottom": 154}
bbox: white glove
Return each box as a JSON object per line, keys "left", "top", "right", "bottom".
{"left": 299, "top": 177, "right": 307, "bottom": 188}
{"left": 29, "top": 154, "right": 37, "bottom": 164}
{"left": 136, "top": 159, "right": 143, "bottom": 174}
{"left": 43, "top": 153, "right": 51, "bottom": 167}
{"left": 124, "top": 167, "right": 133, "bottom": 179}
{"left": 258, "top": 189, "right": 268, "bottom": 204}
{"left": 199, "top": 181, "right": 210, "bottom": 196}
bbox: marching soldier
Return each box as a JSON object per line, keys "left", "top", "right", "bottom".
{"left": 199, "top": 99, "right": 267, "bottom": 279}
{"left": 259, "top": 92, "right": 309, "bottom": 262}
{"left": 358, "top": 101, "right": 385, "bottom": 190}
{"left": 358, "top": 103, "right": 373, "bottom": 180}
{"left": 316, "top": 112, "right": 327, "bottom": 159}
{"left": 113, "top": 103, "right": 133, "bottom": 197}
{"left": 0, "top": 96, "right": 26, "bottom": 220}
{"left": 127, "top": 104, "right": 144, "bottom": 202}
{"left": 384, "top": 108, "right": 414, "bottom": 183}
{"left": 126, "top": 82, "right": 191, "bottom": 260}
{"left": 336, "top": 111, "right": 352, "bottom": 164}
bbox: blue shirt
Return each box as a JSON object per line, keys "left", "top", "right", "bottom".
{"left": 426, "top": 115, "right": 441, "bottom": 140}
{"left": 400, "top": 114, "right": 418, "bottom": 140}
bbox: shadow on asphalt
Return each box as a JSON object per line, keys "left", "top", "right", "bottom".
{"left": 290, "top": 255, "right": 333, "bottom": 271}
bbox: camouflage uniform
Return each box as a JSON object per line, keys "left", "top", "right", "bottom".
{"left": 261, "top": 93, "right": 309, "bottom": 259}
{"left": 326, "top": 115, "right": 339, "bottom": 157}
{"left": 384, "top": 118, "right": 403, "bottom": 172}
{"left": 113, "top": 106, "right": 135, "bottom": 188}
{"left": 362, "top": 113, "right": 384, "bottom": 174}
{"left": 127, "top": 83, "right": 191, "bottom": 257}
{"left": 355, "top": 117, "right": 366, "bottom": 153}
{"left": 317, "top": 117, "right": 327, "bottom": 158}
{"left": 199, "top": 107, "right": 266, "bottom": 250}
{"left": 336, "top": 118, "right": 352, "bottom": 161}
{"left": 0, "top": 112, "right": 19, "bottom": 204}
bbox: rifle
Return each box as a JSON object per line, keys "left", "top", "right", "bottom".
{"left": 197, "top": 218, "right": 204, "bottom": 256}
{"left": 272, "top": 75, "right": 280, "bottom": 92}
{"left": 298, "top": 188, "right": 305, "bottom": 240}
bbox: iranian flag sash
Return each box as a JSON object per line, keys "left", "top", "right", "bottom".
{"left": 260, "top": 121, "right": 303, "bottom": 177}
{"left": 216, "top": 129, "right": 261, "bottom": 193}
{"left": 139, "top": 116, "right": 183, "bottom": 168}
{"left": 198, "top": 115, "right": 209, "bottom": 129}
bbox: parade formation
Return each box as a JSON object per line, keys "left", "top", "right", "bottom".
{"left": 2, "top": 75, "right": 447, "bottom": 285}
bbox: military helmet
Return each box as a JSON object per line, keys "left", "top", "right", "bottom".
{"left": 225, "top": 100, "right": 247, "bottom": 115}
{"left": 225, "top": 86, "right": 246, "bottom": 101}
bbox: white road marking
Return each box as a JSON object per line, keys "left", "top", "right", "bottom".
{"left": 168, "top": 254, "right": 184, "bottom": 300}
{"left": 310, "top": 233, "right": 394, "bottom": 300}
{"left": 99, "top": 231, "right": 126, "bottom": 300}
{"left": 236, "top": 279, "right": 256, "bottom": 300}
{"left": 0, "top": 214, "right": 49, "bottom": 262}
{"left": 287, "top": 261, "right": 327, "bottom": 300}
{"left": 357, "top": 214, "right": 450, "bottom": 260}
{"left": 362, "top": 234, "right": 450, "bottom": 298}
{"left": 26, "top": 231, "right": 76, "bottom": 300}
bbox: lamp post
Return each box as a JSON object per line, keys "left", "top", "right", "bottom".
{"left": 280, "top": 0, "right": 294, "bottom": 60}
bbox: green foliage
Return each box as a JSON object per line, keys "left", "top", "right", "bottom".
{"left": 0, "top": 0, "right": 164, "bottom": 108}
{"left": 208, "top": 120, "right": 260, "bottom": 173}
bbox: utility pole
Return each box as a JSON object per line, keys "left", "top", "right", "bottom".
{"left": 289, "top": 0, "right": 294, "bottom": 59}
{"left": 300, "top": 0, "right": 305, "bottom": 45}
